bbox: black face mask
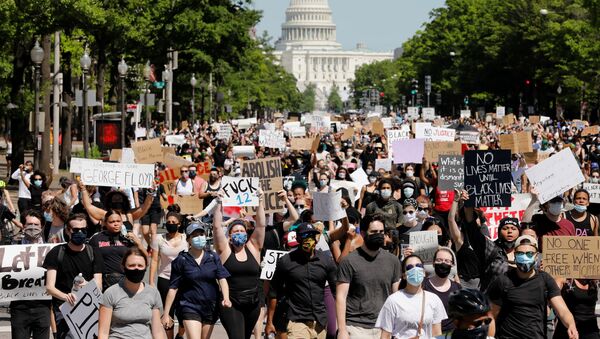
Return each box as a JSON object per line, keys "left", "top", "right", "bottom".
{"left": 434, "top": 263, "right": 452, "bottom": 278}
{"left": 497, "top": 238, "right": 516, "bottom": 250}
{"left": 123, "top": 268, "right": 146, "bottom": 283}
{"left": 165, "top": 223, "right": 179, "bottom": 234}
{"left": 451, "top": 325, "right": 489, "bottom": 339}
{"left": 365, "top": 233, "right": 385, "bottom": 251}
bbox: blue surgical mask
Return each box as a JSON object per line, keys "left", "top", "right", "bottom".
{"left": 380, "top": 189, "right": 392, "bottom": 200}
{"left": 231, "top": 233, "right": 248, "bottom": 247}
{"left": 573, "top": 204, "right": 587, "bottom": 213}
{"left": 406, "top": 266, "right": 425, "bottom": 286}
{"left": 515, "top": 253, "right": 536, "bottom": 272}
{"left": 403, "top": 188, "right": 414, "bottom": 197}
{"left": 191, "top": 235, "right": 207, "bottom": 250}
{"left": 33, "top": 180, "right": 43, "bottom": 187}
{"left": 43, "top": 211, "right": 53, "bottom": 222}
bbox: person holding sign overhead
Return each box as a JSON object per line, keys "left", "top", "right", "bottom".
{"left": 211, "top": 189, "right": 266, "bottom": 339}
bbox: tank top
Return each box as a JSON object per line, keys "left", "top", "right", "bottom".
{"left": 203, "top": 182, "right": 221, "bottom": 209}
{"left": 223, "top": 246, "right": 261, "bottom": 303}
{"left": 554, "top": 282, "right": 599, "bottom": 338}
{"left": 566, "top": 211, "right": 595, "bottom": 237}
{"left": 157, "top": 233, "right": 188, "bottom": 279}
{"left": 176, "top": 179, "right": 194, "bottom": 196}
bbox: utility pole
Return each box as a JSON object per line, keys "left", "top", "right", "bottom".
{"left": 52, "top": 31, "right": 60, "bottom": 174}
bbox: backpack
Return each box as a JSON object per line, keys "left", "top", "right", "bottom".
{"left": 57, "top": 243, "right": 94, "bottom": 265}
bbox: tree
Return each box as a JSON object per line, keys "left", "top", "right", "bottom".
{"left": 299, "top": 83, "right": 316, "bottom": 112}
{"left": 327, "top": 85, "right": 343, "bottom": 112}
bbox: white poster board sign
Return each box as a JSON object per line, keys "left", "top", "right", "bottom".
{"left": 409, "top": 231, "right": 438, "bottom": 264}
{"left": 260, "top": 250, "right": 289, "bottom": 280}
{"left": 74, "top": 161, "right": 155, "bottom": 188}
{"left": 289, "top": 126, "right": 306, "bottom": 138}
{"left": 232, "top": 146, "right": 256, "bottom": 159}
{"left": 350, "top": 167, "right": 369, "bottom": 188}
{"left": 584, "top": 183, "right": 600, "bottom": 204}
{"left": 386, "top": 126, "right": 411, "bottom": 155}
{"left": 330, "top": 180, "right": 361, "bottom": 204}
{"left": 525, "top": 149, "right": 585, "bottom": 204}
{"left": 312, "top": 191, "right": 347, "bottom": 221}
{"left": 415, "top": 123, "right": 456, "bottom": 142}
{"left": 460, "top": 110, "right": 472, "bottom": 118}
{"left": 59, "top": 280, "right": 102, "bottom": 339}
{"left": 217, "top": 124, "right": 233, "bottom": 141}
{"left": 165, "top": 134, "right": 186, "bottom": 145}
{"left": 221, "top": 176, "right": 260, "bottom": 207}
{"left": 259, "top": 130, "right": 286, "bottom": 149}
{"left": 407, "top": 107, "right": 419, "bottom": 120}
{"left": 381, "top": 117, "right": 393, "bottom": 129}
{"left": 70, "top": 158, "right": 102, "bottom": 173}
{"left": 375, "top": 158, "right": 392, "bottom": 172}
{"left": 496, "top": 106, "right": 506, "bottom": 118}
{"left": 134, "top": 127, "right": 147, "bottom": 139}
{"left": 422, "top": 107, "right": 436, "bottom": 121}
{"left": 120, "top": 148, "right": 135, "bottom": 164}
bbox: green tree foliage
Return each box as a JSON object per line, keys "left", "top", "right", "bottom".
{"left": 327, "top": 85, "right": 343, "bottom": 113}
{"left": 299, "top": 83, "right": 317, "bottom": 112}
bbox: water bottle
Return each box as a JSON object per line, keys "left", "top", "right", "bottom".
{"left": 72, "top": 273, "right": 85, "bottom": 293}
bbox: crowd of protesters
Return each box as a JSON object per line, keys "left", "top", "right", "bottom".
{"left": 2, "top": 110, "right": 598, "bottom": 339}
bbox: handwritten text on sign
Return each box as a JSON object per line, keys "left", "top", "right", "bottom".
{"left": 74, "top": 160, "right": 155, "bottom": 188}
{"left": 409, "top": 231, "right": 438, "bottom": 264}
{"left": 464, "top": 150, "right": 512, "bottom": 207}
{"left": 525, "top": 149, "right": 585, "bottom": 204}
{"left": 543, "top": 236, "right": 600, "bottom": 279}
{"left": 241, "top": 157, "right": 285, "bottom": 214}
{"left": 60, "top": 280, "right": 101, "bottom": 339}
{"left": 260, "top": 250, "right": 289, "bottom": 280}
{"left": 438, "top": 155, "right": 464, "bottom": 190}
{"left": 221, "top": 177, "right": 260, "bottom": 207}
{"left": 583, "top": 183, "right": 600, "bottom": 204}
{"left": 0, "top": 243, "right": 59, "bottom": 303}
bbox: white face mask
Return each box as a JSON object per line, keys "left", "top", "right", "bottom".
{"left": 380, "top": 189, "right": 392, "bottom": 200}
{"left": 547, "top": 202, "right": 563, "bottom": 216}
{"left": 403, "top": 212, "right": 416, "bottom": 225}
{"left": 417, "top": 210, "right": 428, "bottom": 219}
{"left": 338, "top": 172, "right": 346, "bottom": 179}
{"left": 366, "top": 169, "right": 373, "bottom": 175}
{"left": 405, "top": 170, "right": 414, "bottom": 177}
{"left": 369, "top": 176, "right": 377, "bottom": 184}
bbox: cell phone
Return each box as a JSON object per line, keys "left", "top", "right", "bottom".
{"left": 120, "top": 225, "right": 128, "bottom": 237}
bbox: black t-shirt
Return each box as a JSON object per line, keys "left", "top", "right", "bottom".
{"left": 28, "top": 185, "right": 45, "bottom": 210}
{"left": 42, "top": 244, "right": 104, "bottom": 308}
{"left": 0, "top": 205, "right": 16, "bottom": 223}
{"left": 487, "top": 269, "right": 561, "bottom": 339}
{"left": 88, "top": 231, "right": 133, "bottom": 275}
{"left": 455, "top": 230, "right": 481, "bottom": 280}
{"left": 423, "top": 278, "right": 461, "bottom": 332}
{"left": 138, "top": 185, "right": 164, "bottom": 211}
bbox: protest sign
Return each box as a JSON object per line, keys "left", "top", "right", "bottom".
{"left": 259, "top": 130, "right": 286, "bottom": 149}
{"left": 499, "top": 132, "right": 533, "bottom": 154}
{"left": 158, "top": 168, "right": 178, "bottom": 184}
{"left": 341, "top": 127, "right": 354, "bottom": 141}
{"left": 415, "top": 123, "right": 456, "bottom": 142}
{"left": 240, "top": 157, "right": 285, "bottom": 213}
{"left": 582, "top": 125, "right": 600, "bottom": 137}
{"left": 289, "top": 126, "right": 306, "bottom": 138}
{"left": 120, "top": 148, "right": 135, "bottom": 164}
{"left": 481, "top": 193, "right": 532, "bottom": 240}
{"left": 438, "top": 155, "right": 464, "bottom": 190}
{"left": 231, "top": 117, "right": 257, "bottom": 129}
{"left": 407, "top": 107, "right": 419, "bottom": 120}
{"left": 375, "top": 158, "right": 392, "bottom": 172}
{"left": 381, "top": 117, "right": 393, "bottom": 129}
{"left": 290, "top": 136, "right": 319, "bottom": 152}
{"left": 109, "top": 149, "right": 122, "bottom": 162}
{"left": 175, "top": 195, "right": 203, "bottom": 215}
{"left": 70, "top": 158, "right": 102, "bottom": 173}
{"left": 283, "top": 121, "right": 301, "bottom": 131}
{"left": 330, "top": 180, "right": 361, "bottom": 204}
{"left": 392, "top": 139, "right": 425, "bottom": 164}
{"left": 543, "top": 236, "right": 600, "bottom": 279}
{"left": 422, "top": 107, "right": 436, "bottom": 120}
{"left": 464, "top": 150, "right": 512, "bottom": 207}
{"left": 0, "top": 243, "right": 59, "bottom": 303}
{"left": 386, "top": 127, "right": 411, "bottom": 155}
{"left": 529, "top": 115, "right": 540, "bottom": 124}
{"left": 193, "top": 160, "right": 212, "bottom": 181}
{"left": 502, "top": 114, "right": 515, "bottom": 126}
{"left": 162, "top": 147, "right": 176, "bottom": 157}
{"left": 423, "top": 141, "right": 462, "bottom": 163}
{"left": 525, "top": 149, "right": 585, "bottom": 204}
{"left": 165, "top": 134, "right": 186, "bottom": 146}
{"left": 217, "top": 124, "right": 233, "bottom": 141}
{"left": 523, "top": 150, "right": 551, "bottom": 164}
{"left": 460, "top": 110, "right": 472, "bottom": 118}
{"left": 78, "top": 161, "right": 154, "bottom": 188}
{"left": 457, "top": 131, "right": 480, "bottom": 144}
{"left": 260, "top": 250, "right": 289, "bottom": 280}
{"left": 163, "top": 153, "right": 193, "bottom": 177}
{"left": 496, "top": 106, "right": 506, "bottom": 117}
{"left": 371, "top": 120, "right": 384, "bottom": 135}
{"left": 312, "top": 191, "right": 347, "bottom": 221}
{"left": 131, "top": 138, "right": 162, "bottom": 164}
{"left": 221, "top": 176, "right": 260, "bottom": 207}
{"left": 283, "top": 176, "right": 295, "bottom": 191}
{"left": 134, "top": 127, "right": 147, "bottom": 139}
{"left": 350, "top": 167, "right": 369, "bottom": 187}
{"left": 584, "top": 183, "right": 600, "bottom": 204}
{"left": 232, "top": 146, "right": 256, "bottom": 159}
{"left": 409, "top": 231, "right": 438, "bottom": 264}
{"left": 60, "top": 280, "right": 101, "bottom": 339}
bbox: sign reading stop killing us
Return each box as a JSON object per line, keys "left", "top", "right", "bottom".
{"left": 464, "top": 150, "right": 512, "bottom": 207}
{"left": 75, "top": 159, "right": 155, "bottom": 188}
{"left": 221, "top": 176, "right": 260, "bottom": 207}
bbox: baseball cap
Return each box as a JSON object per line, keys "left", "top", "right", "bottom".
{"left": 499, "top": 217, "right": 520, "bottom": 229}
{"left": 286, "top": 231, "right": 298, "bottom": 247}
{"left": 295, "top": 222, "right": 320, "bottom": 236}
{"left": 515, "top": 235, "right": 538, "bottom": 250}
{"left": 186, "top": 223, "right": 207, "bottom": 236}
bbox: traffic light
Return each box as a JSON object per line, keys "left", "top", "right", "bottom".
{"left": 436, "top": 92, "right": 442, "bottom": 105}
{"left": 525, "top": 79, "right": 531, "bottom": 86}
{"left": 411, "top": 79, "right": 419, "bottom": 95}
{"left": 464, "top": 96, "right": 469, "bottom": 105}
{"left": 424, "top": 75, "right": 432, "bottom": 94}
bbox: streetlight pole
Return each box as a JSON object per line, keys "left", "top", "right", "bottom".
{"left": 162, "top": 66, "right": 171, "bottom": 131}
{"left": 208, "top": 72, "right": 213, "bottom": 122}
{"left": 30, "top": 40, "right": 44, "bottom": 168}
{"left": 143, "top": 61, "right": 151, "bottom": 138}
{"left": 190, "top": 73, "right": 197, "bottom": 126}
{"left": 118, "top": 58, "right": 128, "bottom": 148}
{"left": 80, "top": 48, "right": 92, "bottom": 158}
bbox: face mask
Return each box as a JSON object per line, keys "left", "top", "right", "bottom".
{"left": 547, "top": 202, "right": 563, "bottom": 216}
{"left": 405, "top": 170, "right": 414, "bottom": 177}
{"left": 25, "top": 168, "right": 32, "bottom": 173}
{"left": 365, "top": 233, "right": 385, "bottom": 251}
{"left": 338, "top": 172, "right": 346, "bottom": 179}
{"left": 319, "top": 180, "right": 328, "bottom": 188}
{"left": 406, "top": 266, "right": 425, "bottom": 286}
{"left": 24, "top": 227, "right": 42, "bottom": 241}
{"left": 165, "top": 223, "right": 179, "bottom": 233}
{"left": 70, "top": 231, "right": 87, "bottom": 245}
{"left": 231, "top": 233, "right": 248, "bottom": 247}
{"left": 498, "top": 238, "right": 515, "bottom": 250}
{"left": 573, "top": 204, "right": 587, "bottom": 213}
{"left": 182, "top": 172, "right": 189, "bottom": 179}
{"left": 123, "top": 268, "right": 146, "bottom": 284}
{"left": 301, "top": 236, "right": 316, "bottom": 253}
{"left": 403, "top": 212, "right": 416, "bottom": 225}
{"left": 417, "top": 210, "right": 428, "bottom": 219}
{"left": 380, "top": 189, "right": 392, "bottom": 200}
{"left": 366, "top": 169, "right": 373, "bottom": 175}
{"left": 403, "top": 188, "right": 414, "bottom": 197}
{"left": 452, "top": 325, "right": 490, "bottom": 339}
{"left": 191, "top": 235, "right": 207, "bottom": 249}
{"left": 592, "top": 178, "right": 599, "bottom": 184}
{"left": 368, "top": 176, "right": 377, "bottom": 184}
{"left": 515, "top": 252, "right": 536, "bottom": 272}
{"left": 346, "top": 151, "right": 353, "bottom": 157}
{"left": 33, "top": 180, "right": 43, "bottom": 187}
{"left": 189, "top": 171, "right": 197, "bottom": 179}
{"left": 434, "top": 263, "right": 452, "bottom": 278}
{"left": 44, "top": 211, "right": 53, "bottom": 222}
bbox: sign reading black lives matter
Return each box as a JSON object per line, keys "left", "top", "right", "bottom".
{"left": 439, "top": 155, "right": 464, "bottom": 190}
{"left": 464, "top": 150, "right": 512, "bottom": 207}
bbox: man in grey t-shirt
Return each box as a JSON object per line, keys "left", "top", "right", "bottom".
{"left": 336, "top": 215, "right": 402, "bottom": 339}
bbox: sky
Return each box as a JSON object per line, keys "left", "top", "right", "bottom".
{"left": 251, "top": 0, "right": 446, "bottom": 52}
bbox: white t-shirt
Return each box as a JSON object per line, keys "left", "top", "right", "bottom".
{"left": 375, "top": 290, "right": 447, "bottom": 339}
{"left": 176, "top": 179, "right": 194, "bottom": 196}
{"left": 11, "top": 170, "right": 31, "bottom": 199}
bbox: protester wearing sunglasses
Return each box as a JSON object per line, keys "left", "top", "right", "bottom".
{"left": 170, "top": 166, "right": 195, "bottom": 196}
{"left": 376, "top": 254, "right": 446, "bottom": 339}
{"left": 487, "top": 235, "right": 579, "bottom": 339}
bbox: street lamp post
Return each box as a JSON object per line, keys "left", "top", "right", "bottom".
{"left": 30, "top": 40, "right": 44, "bottom": 168}
{"left": 190, "top": 73, "right": 197, "bottom": 126}
{"left": 80, "top": 49, "right": 92, "bottom": 158}
{"left": 143, "top": 61, "right": 151, "bottom": 138}
{"left": 118, "top": 58, "right": 128, "bottom": 148}
{"left": 162, "top": 66, "right": 171, "bottom": 130}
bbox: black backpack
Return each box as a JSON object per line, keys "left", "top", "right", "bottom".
{"left": 57, "top": 243, "right": 94, "bottom": 264}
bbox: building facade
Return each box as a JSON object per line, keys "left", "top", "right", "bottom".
{"left": 273, "top": 0, "right": 393, "bottom": 110}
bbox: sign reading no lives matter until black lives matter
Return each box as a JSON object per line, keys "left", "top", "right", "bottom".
{"left": 464, "top": 150, "right": 512, "bottom": 207}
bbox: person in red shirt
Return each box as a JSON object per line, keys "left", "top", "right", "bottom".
{"left": 531, "top": 195, "right": 575, "bottom": 251}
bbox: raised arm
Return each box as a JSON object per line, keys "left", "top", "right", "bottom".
{"left": 77, "top": 178, "right": 107, "bottom": 221}
{"left": 248, "top": 189, "right": 266, "bottom": 253}
{"left": 131, "top": 189, "right": 155, "bottom": 220}
{"left": 212, "top": 200, "right": 230, "bottom": 258}
{"left": 448, "top": 189, "right": 465, "bottom": 251}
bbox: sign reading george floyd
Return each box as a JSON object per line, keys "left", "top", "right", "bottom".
{"left": 221, "top": 176, "right": 260, "bottom": 207}
{"left": 240, "top": 157, "right": 285, "bottom": 213}
{"left": 464, "top": 150, "right": 512, "bottom": 207}
{"left": 543, "top": 236, "right": 600, "bottom": 279}
{"left": 73, "top": 159, "right": 155, "bottom": 188}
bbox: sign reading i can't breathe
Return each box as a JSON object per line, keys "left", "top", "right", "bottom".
{"left": 221, "top": 177, "right": 260, "bottom": 207}
{"left": 464, "top": 150, "right": 512, "bottom": 207}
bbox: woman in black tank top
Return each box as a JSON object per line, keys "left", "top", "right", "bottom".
{"left": 566, "top": 189, "right": 598, "bottom": 237}
{"left": 212, "top": 193, "right": 266, "bottom": 339}
{"left": 554, "top": 278, "right": 600, "bottom": 339}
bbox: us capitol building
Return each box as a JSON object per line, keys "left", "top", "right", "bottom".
{"left": 273, "top": 0, "right": 393, "bottom": 110}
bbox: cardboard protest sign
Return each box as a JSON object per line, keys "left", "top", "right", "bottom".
{"left": 350, "top": 167, "right": 369, "bottom": 187}
{"left": 0, "top": 243, "right": 59, "bottom": 303}
{"left": 457, "top": 131, "right": 480, "bottom": 144}
{"left": 70, "top": 158, "right": 102, "bottom": 173}
{"left": 529, "top": 115, "right": 540, "bottom": 124}
{"left": 423, "top": 141, "right": 462, "bottom": 163}
{"left": 232, "top": 146, "right": 256, "bottom": 159}
{"left": 460, "top": 110, "right": 472, "bottom": 118}
{"left": 72, "top": 160, "right": 154, "bottom": 188}
{"left": 194, "top": 160, "right": 212, "bottom": 181}
{"left": 175, "top": 195, "right": 203, "bottom": 215}
{"left": 582, "top": 126, "right": 600, "bottom": 137}
{"left": 375, "top": 158, "right": 392, "bottom": 172}
{"left": 312, "top": 191, "right": 347, "bottom": 221}
{"left": 259, "top": 130, "right": 286, "bottom": 149}
{"left": 499, "top": 132, "right": 533, "bottom": 154}
{"left": 60, "top": 280, "right": 101, "bottom": 339}
{"left": 386, "top": 127, "right": 411, "bottom": 155}
{"left": 464, "top": 150, "right": 512, "bottom": 207}
{"left": 422, "top": 107, "right": 435, "bottom": 121}
{"left": 583, "top": 183, "right": 600, "bottom": 204}
{"left": 502, "top": 114, "right": 515, "bottom": 126}
{"left": 131, "top": 138, "right": 162, "bottom": 164}
{"left": 392, "top": 139, "right": 425, "bottom": 164}
{"left": 162, "top": 147, "right": 176, "bottom": 158}
{"left": 523, "top": 150, "right": 551, "bottom": 164}
{"left": 409, "top": 231, "right": 439, "bottom": 264}
{"left": 221, "top": 176, "right": 260, "bottom": 207}
{"left": 481, "top": 193, "right": 532, "bottom": 240}
{"left": 341, "top": 127, "right": 354, "bottom": 141}
{"left": 525, "top": 149, "right": 585, "bottom": 204}
{"left": 165, "top": 134, "right": 186, "bottom": 146}
{"left": 543, "top": 236, "right": 600, "bottom": 279}
{"left": 438, "top": 155, "right": 464, "bottom": 190}
{"left": 163, "top": 153, "right": 193, "bottom": 177}
{"left": 290, "top": 136, "right": 319, "bottom": 152}
{"left": 158, "top": 168, "right": 178, "bottom": 184}
{"left": 260, "top": 250, "right": 289, "bottom": 280}
{"left": 371, "top": 120, "right": 385, "bottom": 136}
{"left": 415, "top": 123, "right": 455, "bottom": 142}
{"left": 109, "top": 149, "right": 122, "bottom": 162}
{"left": 240, "top": 157, "right": 285, "bottom": 213}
